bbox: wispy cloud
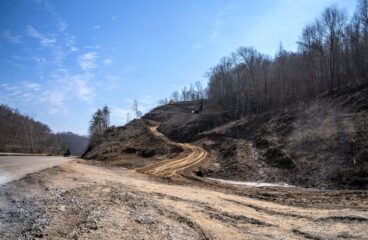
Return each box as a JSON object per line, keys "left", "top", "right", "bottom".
{"left": 211, "top": 5, "right": 236, "bottom": 40}
{"left": 3, "top": 31, "right": 22, "bottom": 44}
{"left": 111, "top": 15, "right": 119, "bottom": 21}
{"left": 58, "top": 18, "right": 67, "bottom": 32}
{"left": 192, "top": 43, "right": 202, "bottom": 50}
{"left": 83, "top": 45, "right": 100, "bottom": 50}
{"left": 93, "top": 25, "right": 101, "bottom": 29}
{"left": 73, "top": 76, "right": 95, "bottom": 102}
{"left": 1, "top": 71, "right": 96, "bottom": 114}
{"left": 64, "top": 34, "right": 78, "bottom": 52}
{"left": 102, "top": 58, "right": 113, "bottom": 65}
{"left": 24, "top": 82, "right": 41, "bottom": 91}
{"left": 78, "top": 52, "right": 98, "bottom": 70}
{"left": 211, "top": 20, "right": 223, "bottom": 39}
{"left": 26, "top": 25, "right": 56, "bottom": 47}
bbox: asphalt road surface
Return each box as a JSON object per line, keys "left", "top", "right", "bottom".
{"left": 0, "top": 156, "right": 72, "bottom": 185}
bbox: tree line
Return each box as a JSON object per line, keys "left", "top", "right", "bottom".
{"left": 206, "top": 0, "right": 368, "bottom": 119}
{"left": 0, "top": 104, "right": 88, "bottom": 155}
{"left": 158, "top": 81, "right": 208, "bottom": 105}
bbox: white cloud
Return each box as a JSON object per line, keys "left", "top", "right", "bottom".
{"left": 210, "top": 5, "right": 236, "bottom": 40}
{"left": 93, "top": 25, "right": 101, "bottom": 29}
{"left": 26, "top": 25, "right": 56, "bottom": 47}
{"left": 103, "top": 58, "right": 113, "bottom": 65}
{"left": 64, "top": 34, "right": 78, "bottom": 52}
{"left": 44, "top": 91, "right": 64, "bottom": 106}
{"left": 83, "top": 45, "right": 100, "bottom": 49}
{"left": 111, "top": 15, "right": 119, "bottom": 21}
{"left": 3, "top": 31, "right": 22, "bottom": 44}
{"left": 24, "top": 82, "right": 41, "bottom": 91}
{"left": 58, "top": 18, "right": 67, "bottom": 32}
{"left": 78, "top": 52, "right": 98, "bottom": 70}
{"left": 74, "top": 77, "right": 95, "bottom": 102}
{"left": 211, "top": 20, "right": 223, "bottom": 39}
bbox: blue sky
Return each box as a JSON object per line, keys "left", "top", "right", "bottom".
{"left": 0, "top": 0, "right": 356, "bottom": 135}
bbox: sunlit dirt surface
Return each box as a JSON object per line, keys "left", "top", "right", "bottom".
{"left": 0, "top": 159, "right": 367, "bottom": 240}
{"left": 138, "top": 125, "right": 207, "bottom": 177}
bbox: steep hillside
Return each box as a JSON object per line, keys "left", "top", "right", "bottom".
{"left": 55, "top": 132, "right": 89, "bottom": 156}
{"left": 146, "top": 100, "right": 233, "bottom": 142}
{"left": 82, "top": 119, "right": 183, "bottom": 168}
{"left": 83, "top": 84, "right": 368, "bottom": 189}
{"left": 0, "top": 104, "right": 60, "bottom": 154}
{"left": 0, "top": 104, "right": 89, "bottom": 155}
{"left": 197, "top": 83, "right": 368, "bottom": 189}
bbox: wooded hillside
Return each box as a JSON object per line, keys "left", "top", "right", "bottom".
{"left": 206, "top": 0, "right": 368, "bottom": 118}
{"left": 0, "top": 104, "right": 88, "bottom": 155}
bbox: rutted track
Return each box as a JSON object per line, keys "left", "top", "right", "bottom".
{"left": 138, "top": 125, "right": 208, "bottom": 177}
{"left": 1, "top": 160, "right": 367, "bottom": 239}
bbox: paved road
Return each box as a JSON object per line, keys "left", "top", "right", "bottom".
{"left": 0, "top": 156, "right": 72, "bottom": 185}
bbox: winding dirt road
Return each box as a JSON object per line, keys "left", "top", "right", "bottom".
{"left": 0, "top": 126, "right": 367, "bottom": 239}
{"left": 139, "top": 125, "right": 208, "bottom": 177}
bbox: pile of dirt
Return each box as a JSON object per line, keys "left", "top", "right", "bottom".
{"left": 82, "top": 119, "right": 183, "bottom": 168}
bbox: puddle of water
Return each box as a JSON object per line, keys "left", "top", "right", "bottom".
{"left": 207, "top": 178, "right": 293, "bottom": 188}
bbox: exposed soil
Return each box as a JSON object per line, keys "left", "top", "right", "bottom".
{"left": 82, "top": 119, "right": 183, "bottom": 167}
{"left": 138, "top": 124, "right": 208, "bottom": 178}
{"left": 1, "top": 159, "right": 367, "bottom": 240}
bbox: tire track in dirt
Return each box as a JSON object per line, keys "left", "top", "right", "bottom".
{"left": 138, "top": 125, "right": 208, "bottom": 177}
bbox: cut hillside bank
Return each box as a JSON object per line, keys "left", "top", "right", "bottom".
{"left": 83, "top": 84, "right": 368, "bottom": 189}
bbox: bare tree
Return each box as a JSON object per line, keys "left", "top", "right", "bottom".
{"left": 132, "top": 100, "right": 142, "bottom": 118}
{"left": 204, "top": 1, "right": 366, "bottom": 120}
{"left": 126, "top": 112, "right": 130, "bottom": 124}
{"left": 171, "top": 91, "right": 179, "bottom": 102}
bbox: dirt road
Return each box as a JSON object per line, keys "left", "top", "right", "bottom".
{"left": 0, "top": 128, "right": 367, "bottom": 239}
{"left": 0, "top": 156, "right": 71, "bottom": 185}
{"left": 139, "top": 125, "right": 207, "bottom": 177}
